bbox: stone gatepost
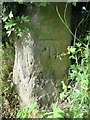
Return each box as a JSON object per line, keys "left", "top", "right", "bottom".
{"left": 13, "top": 3, "right": 71, "bottom": 109}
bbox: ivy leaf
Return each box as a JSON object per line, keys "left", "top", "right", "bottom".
{"left": 6, "top": 28, "right": 14, "bottom": 36}
{"left": 20, "top": 16, "right": 29, "bottom": 23}
{"left": 5, "top": 20, "right": 16, "bottom": 30}
{"left": 9, "top": 11, "right": 13, "bottom": 19}
{"left": 25, "top": 26, "right": 35, "bottom": 32}
{"left": 17, "top": 32, "right": 23, "bottom": 37}
{"left": 14, "top": 0, "right": 24, "bottom": 3}
{"left": 68, "top": 0, "right": 77, "bottom": 6}
{"left": 86, "top": 35, "right": 90, "bottom": 41}
{"left": 72, "top": 2, "right": 77, "bottom": 6}
{"left": 2, "top": 16, "right": 8, "bottom": 22}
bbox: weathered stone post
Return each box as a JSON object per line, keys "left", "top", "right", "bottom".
{"left": 13, "top": 3, "right": 71, "bottom": 109}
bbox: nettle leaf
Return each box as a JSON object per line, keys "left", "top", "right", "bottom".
{"left": 61, "top": 81, "right": 67, "bottom": 92}
{"left": 60, "top": 92, "right": 65, "bottom": 100}
{"left": 67, "top": 46, "right": 76, "bottom": 54}
{"left": 52, "top": 103, "right": 64, "bottom": 118}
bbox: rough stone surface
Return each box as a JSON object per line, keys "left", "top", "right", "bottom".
{"left": 13, "top": 3, "right": 71, "bottom": 109}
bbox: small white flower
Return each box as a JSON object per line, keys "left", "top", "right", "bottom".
{"left": 82, "top": 6, "right": 86, "bottom": 11}
{"left": 75, "top": 89, "right": 80, "bottom": 93}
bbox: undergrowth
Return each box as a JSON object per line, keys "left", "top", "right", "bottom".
{"left": 1, "top": 2, "right": 90, "bottom": 119}
{"left": 16, "top": 31, "right": 90, "bottom": 118}
{"left": 1, "top": 42, "right": 20, "bottom": 118}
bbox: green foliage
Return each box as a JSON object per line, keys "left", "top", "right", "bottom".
{"left": 68, "top": 0, "right": 77, "bottom": 6}
{"left": 15, "top": 0, "right": 49, "bottom": 6}
{"left": 46, "top": 103, "right": 64, "bottom": 118}
{"left": 16, "top": 101, "right": 64, "bottom": 118}
{"left": 17, "top": 101, "right": 40, "bottom": 118}
{"left": 1, "top": 2, "right": 49, "bottom": 118}
{"left": 33, "top": 2, "right": 49, "bottom": 7}
{"left": 2, "top": 4, "right": 34, "bottom": 38}
{"left": 1, "top": 43, "right": 14, "bottom": 77}
{"left": 1, "top": 2, "right": 90, "bottom": 119}
{"left": 14, "top": 0, "right": 24, "bottom": 3}
{"left": 1, "top": 42, "right": 20, "bottom": 118}
{"left": 59, "top": 32, "right": 90, "bottom": 118}
{"left": 2, "top": 2, "right": 48, "bottom": 38}
{"left": 56, "top": 4, "right": 90, "bottom": 117}
{"left": 2, "top": 10, "right": 32, "bottom": 37}
{"left": 17, "top": 100, "right": 64, "bottom": 118}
